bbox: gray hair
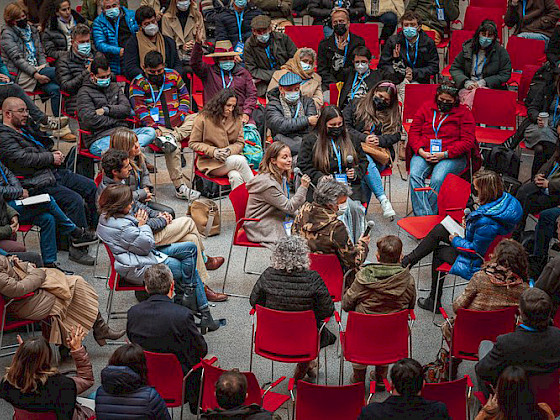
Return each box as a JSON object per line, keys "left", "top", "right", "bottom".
{"left": 271, "top": 236, "right": 310, "bottom": 272}
{"left": 313, "top": 178, "right": 352, "bottom": 207}
{"left": 299, "top": 48, "right": 316, "bottom": 62}
{"left": 71, "top": 23, "right": 91, "bottom": 39}
{"left": 144, "top": 264, "right": 173, "bottom": 295}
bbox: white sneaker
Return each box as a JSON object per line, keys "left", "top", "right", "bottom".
{"left": 154, "top": 135, "right": 178, "bottom": 154}
{"left": 176, "top": 184, "right": 201, "bottom": 201}
{"left": 381, "top": 198, "right": 396, "bottom": 220}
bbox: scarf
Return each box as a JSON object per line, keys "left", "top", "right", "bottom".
{"left": 58, "top": 16, "right": 76, "bottom": 50}
{"left": 17, "top": 26, "right": 38, "bottom": 67}
{"left": 137, "top": 30, "right": 167, "bottom": 70}
{"left": 483, "top": 263, "right": 524, "bottom": 289}
{"left": 280, "top": 96, "right": 302, "bottom": 119}
{"left": 280, "top": 49, "right": 315, "bottom": 80}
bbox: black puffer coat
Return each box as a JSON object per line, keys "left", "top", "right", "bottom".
{"left": 526, "top": 62, "right": 557, "bottom": 123}
{"left": 0, "top": 162, "right": 25, "bottom": 201}
{"left": 55, "top": 49, "right": 91, "bottom": 116}
{"left": 42, "top": 11, "right": 87, "bottom": 61}
{"left": 214, "top": 3, "right": 263, "bottom": 45}
{"left": 308, "top": 0, "right": 366, "bottom": 25}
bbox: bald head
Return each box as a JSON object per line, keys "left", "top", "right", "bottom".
{"left": 2, "top": 97, "right": 24, "bottom": 113}
{"left": 2, "top": 97, "right": 28, "bottom": 129}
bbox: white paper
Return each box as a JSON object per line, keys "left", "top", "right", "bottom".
{"left": 441, "top": 215, "right": 465, "bottom": 238}
{"left": 15, "top": 193, "right": 51, "bottom": 206}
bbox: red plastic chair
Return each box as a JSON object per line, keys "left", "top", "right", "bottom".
{"left": 554, "top": 306, "right": 560, "bottom": 328}
{"left": 221, "top": 183, "right": 265, "bottom": 295}
{"left": 528, "top": 370, "right": 560, "bottom": 416}
{"left": 421, "top": 376, "right": 474, "bottom": 420}
{"left": 442, "top": 30, "right": 475, "bottom": 77}
{"left": 463, "top": 7, "right": 505, "bottom": 42}
{"left": 469, "top": 0, "right": 508, "bottom": 11}
{"left": 13, "top": 408, "right": 57, "bottom": 419}
{"left": 194, "top": 154, "right": 230, "bottom": 219}
{"left": 516, "top": 65, "right": 540, "bottom": 117}
{"left": 309, "top": 254, "right": 344, "bottom": 303}
{"left": 380, "top": 166, "right": 393, "bottom": 200}
{"left": 349, "top": 23, "right": 380, "bottom": 61}
{"left": 329, "top": 83, "right": 340, "bottom": 107}
{"left": 0, "top": 293, "right": 37, "bottom": 357}
{"left": 336, "top": 310, "right": 415, "bottom": 384}
{"left": 402, "top": 84, "right": 440, "bottom": 133}
{"left": 74, "top": 128, "right": 101, "bottom": 173}
{"left": 284, "top": 25, "right": 324, "bottom": 52}
{"left": 290, "top": 379, "right": 366, "bottom": 420}
{"left": 472, "top": 88, "right": 517, "bottom": 146}
{"left": 506, "top": 37, "right": 546, "bottom": 86}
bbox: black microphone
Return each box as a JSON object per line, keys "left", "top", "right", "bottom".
{"left": 293, "top": 167, "right": 316, "bottom": 189}
{"left": 346, "top": 155, "right": 354, "bottom": 168}
{"left": 363, "top": 220, "right": 375, "bottom": 237}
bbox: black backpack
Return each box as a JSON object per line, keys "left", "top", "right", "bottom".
{"left": 193, "top": 175, "right": 231, "bottom": 199}
{"left": 482, "top": 145, "right": 521, "bottom": 179}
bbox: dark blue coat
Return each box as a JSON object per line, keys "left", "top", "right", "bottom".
{"left": 95, "top": 365, "right": 170, "bottom": 420}
{"left": 450, "top": 192, "right": 522, "bottom": 280}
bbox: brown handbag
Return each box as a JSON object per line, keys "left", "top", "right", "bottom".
{"left": 188, "top": 198, "right": 221, "bottom": 237}
{"left": 361, "top": 142, "right": 391, "bottom": 166}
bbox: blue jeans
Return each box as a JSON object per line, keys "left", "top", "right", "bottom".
{"left": 534, "top": 207, "right": 560, "bottom": 256}
{"left": 38, "top": 67, "right": 60, "bottom": 116}
{"left": 9, "top": 198, "right": 76, "bottom": 264}
{"left": 89, "top": 127, "right": 157, "bottom": 157}
{"left": 362, "top": 155, "right": 387, "bottom": 206}
{"left": 517, "top": 32, "right": 550, "bottom": 48}
{"left": 158, "top": 241, "right": 208, "bottom": 310}
{"left": 409, "top": 155, "right": 467, "bottom": 216}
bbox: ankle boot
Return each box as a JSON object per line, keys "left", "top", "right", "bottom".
{"left": 374, "top": 365, "right": 389, "bottom": 391}
{"left": 179, "top": 285, "right": 198, "bottom": 312}
{"left": 92, "top": 312, "right": 125, "bottom": 346}
{"left": 198, "top": 308, "right": 220, "bottom": 334}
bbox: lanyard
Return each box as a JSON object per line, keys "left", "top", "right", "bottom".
{"left": 330, "top": 139, "right": 343, "bottom": 173}
{"left": 21, "top": 129, "right": 45, "bottom": 149}
{"left": 0, "top": 166, "right": 8, "bottom": 185}
{"left": 370, "top": 123, "right": 376, "bottom": 134}
{"left": 235, "top": 10, "right": 244, "bottom": 43}
{"left": 549, "top": 162, "right": 560, "bottom": 179}
{"left": 220, "top": 68, "right": 233, "bottom": 89}
{"left": 405, "top": 39, "right": 418, "bottom": 68}
{"left": 350, "top": 70, "right": 369, "bottom": 100}
{"left": 148, "top": 73, "right": 166, "bottom": 105}
{"left": 337, "top": 0, "right": 343, "bottom": 6}
{"left": 519, "top": 324, "right": 537, "bottom": 332}
{"left": 432, "top": 111, "right": 449, "bottom": 138}
{"left": 553, "top": 96, "right": 560, "bottom": 127}
{"left": 435, "top": 0, "right": 442, "bottom": 7}
{"left": 474, "top": 53, "right": 487, "bottom": 79}
{"left": 522, "top": 0, "right": 526, "bottom": 16}
{"left": 284, "top": 178, "right": 290, "bottom": 199}
{"left": 293, "top": 101, "right": 301, "bottom": 117}
{"left": 335, "top": 34, "right": 350, "bottom": 66}
{"left": 265, "top": 45, "right": 276, "bottom": 69}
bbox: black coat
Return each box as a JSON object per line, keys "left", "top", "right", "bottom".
{"left": 526, "top": 62, "right": 557, "bottom": 123}
{"left": 308, "top": 0, "right": 366, "bottom": 25}
{"left": 0, "top": 161, "right": 25, "bottom": 201}
{"left": 536, "top": 255, "right": 560, "bottom": 310}
{"left": 42, "top": 11, "right": 86, "bottom": 60}
{"left": 338, "top": 67, "right": 404, "bottom": 109}
{"left": 547, "top": 25, "right": 560, "bottom": 65}
{"left": 317, "top": 32, "right": 366, "bottom": 90}
{"left": 55, "top": 49, "right": 91, "bottom": 116}
{"left": 123, "top": 34, "right": 183, "bottom": 82}
{"left": 358, "top": 396, "right": 450, "bottom": 420}
{"left": 379, "top": 31, "right": 439, "bottom": 84}
{"left": 214, "top": 4, "right": 263, "bottom": 46}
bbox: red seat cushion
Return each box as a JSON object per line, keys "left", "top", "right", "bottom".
{"left": 234, "top": 228, "right": 265, "bottom": 248}
{"left": 475, "top": 126, "right": 515, "bottom": 145}
{"left": 261, "top": 391, "right": 290, "bottom": 412}
{"left": 397, "top": 215, "right": 445, "bottom": 240}
{"left": 436, "top": 262, "right": 453, "bottom": 272}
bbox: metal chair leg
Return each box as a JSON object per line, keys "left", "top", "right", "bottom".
{"left": 221, "top": 240, "right": 235, "bottom": 293}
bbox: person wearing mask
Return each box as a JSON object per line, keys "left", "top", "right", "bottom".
{"left": 407, "top": 83, "right": 477, "bottom": 216}
{"left": 129, "top": 51, "right": 200, "bottom": 201}
{"left": 123, "top": 5, "right": 182, "bottom": 81}
{"left": 317, "top": 8, "right": 365, "bottom": 98}
{"left": 82, "top": 0, "right": 129, "bottom": 24}
{"left": 92, "top": 0, "right": 138, "bottom": 75}
{"left": 268, "top": 47, "right": 324, "bottom": 110}
{"left": 308, "top": 0, "right": 366, "bottom": 37}
{"left": 41, "top": 0, "right": 86, "bottom": 62}
{"left": 214, "top": 0, "right": 263, "bottom": 52}
{"left": 450, "top": 20, "right": 512, "bottom": 108}
{"left": 243, "top": 15, "right": 297, "bottom": 98}
{"left": 505, "top": 0, "right": 560, "bottom": 45}
{"left": 265, "top": 72, "right": 318, "bottom": 156}
{"left": 343, "top": 80, "right": 400, "bottom": 218}
{"left": 364, "top": 0, "right": 405, "bottom": 43}
{"left": 402, "top": 170, "right": 522, "bottom": 312}
{"left": 406, "top": 0, "right": 459, "bottom": 45}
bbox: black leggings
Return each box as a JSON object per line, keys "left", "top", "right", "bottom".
{"left": 513, "top": 181, "right": 560, "bottom": 240}
{"left": 532, "top": 142, "right": 556, "bottom": 178}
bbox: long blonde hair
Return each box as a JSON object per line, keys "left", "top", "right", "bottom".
{"left": 259, "top": 141, "right": 290, "bottom": 183}
{"left": 354, "top": 80, "right": 401, "bottom": 135}
{"left": 110, "top": 127, "right": 145, "bottom": 176}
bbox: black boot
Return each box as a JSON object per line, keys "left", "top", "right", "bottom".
{"left": 70, "top": 227, "right": 98, "bottom": 248}
{"left": 175, "top": 285, "right": 198, "bottom": 312}
{"left": 69, "top": 246, "right": 95, "bottom": 266}
{"left": 199, "top": 309, "right": 220, "bottom": 334}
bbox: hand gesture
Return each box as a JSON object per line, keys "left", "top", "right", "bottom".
{"left": 119, "top": 48, "right": 125, "bottom": 57}
{"left": 308, "top": 115, "right": 319, "bottom": 127}
{"left": 301, "top": 174, "right": 311, "bottom": 188}
{"left": 144, "top": 187, "right": 153, "bottom": 202}
{"left": 195, "top": 26, "right": 205, "bottom": 44}
{"left": 34, "top": 72, "right": 50, "bottom": 84}
{"left": 52, "top": 151, "right": 64, "bottom": 166}
{"left": 95, "top": 108, "right": 105, "bottom": 116}
{"left": 158, "top": 212, "right": 173, "bottom": 224}
{"left": 65, "top": 325, "right": 86, "bottom": 352}
{"left": 135, "top": 208, "right": 149, "bottom": 226}
{"left": 241, "top": 114, "right": 250, "bottom": 124}
{"left": 359, "top": 233, "right": 371, "bottom": 245}
{"left": 429, "top": 152, "right": 446, "bottom": 162}
{"left": 365, "top": 134, "right": 379, "bottom": 146}
{"left": 484, "top": 393, "right": 499, "bottom": 412}
{"left": 535, "top": 174, "right": 549, "bottom": 188}
{"left": 0, "top": 74, "right": 10, "bottom": 83}
{"left": 214, "top": 148, "right": 229, "bottom": 162}
{"left": 449, "top": 233, "right": 459, "bottom": 242}
{"left": 10, "top": 216, "right": 18, "bottom": 235}
{"left": 20, "top": 189, "right": 29, "bottom": 199}
{"left": 393, "top": 44, "right": 400, "bottom": 58}
{"left": 346, "top": 168, "right": 356, "bottom": 180}
{"left": 184, "top": 40, "right": 195, "bottom": 51}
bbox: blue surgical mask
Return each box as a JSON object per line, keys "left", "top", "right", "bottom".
{"left": 479, "top": 36, "right": 493, "bottom": 48}
{"left": 95, "top": 76, "right": 111, "bottom": 88}
{"left": 105, "top": 7, "right": 120, "bottom": 19}
{"left": 219, "top": 61, "right": 235, "bottom": 71}
{"left": 300, "top": 61, "right": 313, "bottom": 71}
{"left": 402, "top": 26, "right": 417, "bottom": 39}
{"left": 77, "top": 42, "right": 91, "bottom": 56}
{"left": 284, "top": 90, "right": 300, "bottom": 103}
{"left": 234, "top": 0, "right": 247, "bottom": 7}
{"left": 256, "top": 32, "right": 270, "bottom": 43}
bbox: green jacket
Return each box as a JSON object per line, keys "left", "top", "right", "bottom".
{"left": 0, "top": 205, "right": 18, "bottom": 241}
{"left": 406, "top": 0, "right": 459, "bottom": 35}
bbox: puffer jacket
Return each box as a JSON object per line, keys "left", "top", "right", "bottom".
{"left": 0, "top": 162, "right": 25, "bottom": 201}
{"left": 450, "top": 39, "right": 512, "bottom": 90}
{"left": 250, "top": 267, "right": 334, "bottom": 322}
{"left": 317, "top": 32, "right": 366, "bottom": 89}
{"left": 450, "top": 192, "right": 523, "bottom": 280}
{"left": 505, "top": 0, "right": 560, "bottom": 37}
{"left": 308, "top": 0, "right": 366, "bottom": 25}
{"left": 535, "top": 255, "right": 560, "bottom": 309}
{"left": 214, "top": 3, "right": 263, "bottom": 45}
{"left": 77, "top": 77, "right": 132, "bottom": 147}
{"left": 42, "top": 11, "right": 87, "bottom": 61}
{"left": 406, "top": 0, "right": 460, "bottom": 35}
{"left": 0, "top": 125, "right": 56, "bottom": 193}
{"left": 252, "top": 0, "right": 292, "bottom": 19}
{"left": 95, "top": 365, "right": 171, "bottom": 420}
{"left": 96, "top": 213, "right": 159, "bottom": 284}
{"left": 55, "top": 49, "right": 92, "bottom": 116}
{"left": 342, "top": 263, "right": 416, "bottom": 314}
{"left": 0, "top": 24, "right": 47, "bottom": 81}
{"left": 92, "top": 7, "right": 138, "bottom": 75}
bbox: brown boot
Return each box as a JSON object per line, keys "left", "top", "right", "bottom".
{"left": 204, "top": 285, "right": 228, "bottom": 302}
{"left": 294, "top": 362, "right": 309, "bottom": 382}
{"left": 373, "top": 365, "right": 389, "bottom": 391}
{"left": 92, "top": 312, "right": 125, "bottom": 346}
{"left": 350, "top": 368, "right": 366, "bottom": 383}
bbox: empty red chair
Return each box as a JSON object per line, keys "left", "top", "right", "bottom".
{"left": 309, "top": 253, "right": 344, "bottom": 302}
{"left": 402, "top": 84, "right": 440, "bottom": 132}
{"left": 529, "top": 370, "right": 560, "bottom": 415}
{"left": 284, "top": 25, "right": 324, "bottom": 52}
{"left": 463, "top": 7, "right": 504, "bottom": 42}
{"left": 442, "top": 30, "right": 475, "bottom": 77}
{"left": 469, "top": 0, "right": 507, "bottom": 12}
{"left": 472, "top": 88, "right": 517, "bottom": 145}
{"left": 349, "top": 23, "right": 380, "bottom": 60}
{"left": 507, "top": 36, "right": 546, "bottom": 85}
{"left": 0, "top": 294, "right": 37, "bottom": 358}
{"left": 421, "top": 376, "right": 474, "bottom": 420}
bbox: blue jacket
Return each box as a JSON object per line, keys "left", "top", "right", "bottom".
{"left": 450, "top": 192, "right": 522, "bottom": 280}
{"left": 95, "top": 365, "right": 170, "bottom": 420}
{"left": 92, "top": 7, "right": 138, "bottom": 75}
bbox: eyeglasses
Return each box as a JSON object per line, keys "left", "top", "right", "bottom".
{"left": 8, "top": 108, "right": 29, "bottom": 114}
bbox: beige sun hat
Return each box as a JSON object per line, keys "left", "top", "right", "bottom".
{"left": 205, "top": 40, "right": 242, "bottom": 58}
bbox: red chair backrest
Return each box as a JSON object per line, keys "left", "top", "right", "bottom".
{"left": 94, "top": 172, "right": 103, "bottom": 188}
{"left": 464, "top": 7, "right": 504, "bottom": 41}
{"left": 518, "top": 65, "right": 540, "bottom": 103}
{"left": 254, "top": 305, "right": 319, "bottom": 363}
{"left": 436, "top": 173, "right": 472, "bottom": 221}
{"left": 422, "top": 377, "right": 469, "bottom": 420}
{"left": 343, "top": 310, "right": 410, "bottom": 365}
{"left": 448, "top": 30, "right": 475, "bottom": 66}
{"left": 102, "top": 242, "right": 119, "bottom": 290}
{"left": 13, "top": 408, "right": 57, "bottom": 420}
{"left": 309, "top": 253, "right": 344, "bottom": 302}
{"left": 506, "top": 36, "right": 546, "bottom": 72}
{"left": 144, "top": 351, "right": 185, "bottom": 407}
{"left": 451, "top": 307, "right": 517, "bottom": 360}
{"left": 472, "top": 88, "right": 517, "bottom": 128}
{"left": 553, "top": 307, "right": 560, "bottom": 328}
{"left": 295, "top": 381, "right": 365, "bottom": 420}
{"left": 483, "top": 234, "right": 511, "bottom": 259}
{"left": 402, "top": 84, "right": 439, "bottom": 123}
{"left": 529, "top": 370, "right": 560, "bottom": 415}
{"left": 284, "top": 25, "right": 324, "bottom": 52}
{"left": 469, "top": 0, "right": 507, "bottom": 12}
{"left": 231, "top": 183, "right": 249, "bottom": 224}
{"left": 349, "top": 23, "right": 380, "bottom": 58}
{"left": 329, "top": 83, "right": 340, "bottom": 107}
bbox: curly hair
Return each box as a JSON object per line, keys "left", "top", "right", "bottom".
{"left": 201, "top": 88, "right": 241, "bottom": 125}
{"left": 271, "top": 236, "right": 310, "bottom": 272}
{"left": 489, "top": 239, "right": 528, "bottom": 281}
{"left": 313, "top": 178, "right": 352, "bottom": 207}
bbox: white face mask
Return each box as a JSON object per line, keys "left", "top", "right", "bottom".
{"left": 143, "top": 23, "right": 159, "bottom": 37}
{"left": 354, "top": 62, "right": 369, "bottom": 75}
{"left": 300, "top": 61, "right": 313, "bottom": 71}
{"left": 176, "top": 0, "right": 191, "bottom": 11}
{"left": 337, "top": 201, "right": 348, "bottom": 215}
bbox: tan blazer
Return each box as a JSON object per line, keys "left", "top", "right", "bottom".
{"left": 189, "top": 113, "right": 245, "bottom": 174}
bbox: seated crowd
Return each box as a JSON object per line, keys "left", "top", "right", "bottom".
{"left": 1, "top": 0, "right": 560, "bottom": 419}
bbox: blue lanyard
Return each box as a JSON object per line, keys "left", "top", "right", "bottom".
{"left": 235, "top": 10, "right": 244, "bottom": 43}
{"left": 0, "top": 166, "right": 8, "bottom": 185}
{"left": 148, "top": 73, "right": 166, "bottom": 105}
{"left": 519, "top": 324, "right": 537, "bottom": 332}
{"left": 370, "top": 123, "right": 376, "bottom": 134}
{"left": 522, "top": 0, "right": 526, "bottom": 16}
{"left": 21, "top": 129, "right": 45, "bottom": 149}
{"left": 432, "top": 111, "right": 449, "bottom": 138}
{"left": 549, "top": 162, "right": 560, "bottom": 178}
{"left": 293, "top": 101, "right": 301, "bottom": 117}
{"left": 435, "top": 0, "right": 442, "bottom": 7}
{"left": 553, "top": 96, "right": 560, "bottom": 127}
{"left": 284, "top": 178, "right": 290, "bottom": 199}
{"left": 265, "top": 46, "right": 276, "bottom": 69}
{"left": 220, "top": 68, "right": 233, "bottom": 89}
{"left": 474, "top": 53, "right": 487, "bottom": 79}
{"left": 350, "top": 70, "right": 369, "bottom": 100}
{"left": 335, "top": 34, "right": 350, "bottom": 66}
{"left": 405, "top": 39, "right": 418, "bottom": 68}
{"left": 330, "top": 139, "right": 343, "bottom": 173}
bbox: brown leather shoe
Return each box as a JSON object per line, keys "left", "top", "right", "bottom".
{"left": 205, "top": 256, "right": 225, "bottom": 270}
{"left": 204, "top": 284, "right": 228, "bottom": 302}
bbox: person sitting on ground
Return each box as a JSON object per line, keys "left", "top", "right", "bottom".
{"left": 405, "top": 0, "right": 459, "bottom": 45}
{"left": 127, "top": 264, "right": 208, "bottom": 414}
{"left": 123, "top": 5, "right": 182, "bottom": 81}
{"left": 504, "top": 0, "right": 560, "bottom": 45}
{"left": 245, "top": 142, "right": 310, "bottom": 247}
{"left": 268, "top": 47, "right": 324, "bottom": 110}
{"left": 0, "top": 97, "right": 98, "bottom": 266}
{"left": 92, "top": 0, "right": 138, "bottom": 75}
{"left": 41, "top": 0, "right": 87, "bottom": 62}
{"left": 358, "top": 358, "right": 451, "bottom": 420}
{"left": 202, "top": 370, "right": 275, "bottom": 420}
{"left": 244, "top": 15, "right": 297, "bottom": 98}
{"left": 265, "top": 72, "right": 318, "bottom": 156}
{"left": 129, "top": 50, "right": 200, "bottom": 200}
{"left": 450, "top": 20, "right": 512, "bottom": 108}
{"left": 308, "top": 0, "right": 365, "bottom": 37}
{"left": 342, "top": 236, "right": 415, "bottom": 387}
{"left": 95, "top": 343, "right": 171, "bottom": 420}
{"left": 190, "top": 89, "right": 254, "bottom": 190}
{"left": 250, "top": 236, "right": 335, "bottom": 382}
{"left": 402, "top": 170, "right": 523, "bottom": 312}
{"left": 214, "top": 0, "right": 262, "bottom": 50}
{"left": 0, "top": 328, "right": 95, "bottom": 419}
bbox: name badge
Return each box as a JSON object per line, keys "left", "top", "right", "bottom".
{"left": 335, "top": 173, "right": 348, "bottom": 185}
{"left": 234, "top": 41, "right": 245, "bottom": 53}
{"left": 283, "top": 220, "right": 293, "bottom": 237}
{"left": 430, "top": 138, "right": 443, "bottom": 154}
{"left": 150, "top": 108, "right": 160, "bottom": 122}
{"left": 436, "top": 7, "right": 445, "bottom": 20}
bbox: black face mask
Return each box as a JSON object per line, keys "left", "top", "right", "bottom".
{"left": 16, "top": 18, "right": 27, "bottom": 29}
{"left": 437, "top": 100, "right": 454, "bottom": 113}
{"left": 333, "top": 23, "right": 347, "bottom": 36}
{"left": 373, "top": 96, "right": 388, "bottom": 111}
{"left": 327, "top": 126, "right": 344, "bottom": 139}
{"left": 147, "top": 73, "right": 164, "bottom": 86}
